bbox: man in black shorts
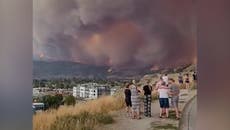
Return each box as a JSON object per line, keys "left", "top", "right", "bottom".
{"left": 124, "top": 83, "right": 132, "bottom": 117}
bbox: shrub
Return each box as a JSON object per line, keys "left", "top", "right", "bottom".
{"left": 64, "top": 95, "right": 76, "bottom": 106}
{"left": 50, "top": 111, "right": 114, "bottom": 130}
{"left": 33, "top": 94, "right": 125, "bottom": 130}
{"left": 94, "top": 113, "right": 114, "bottom": 124}
{"left": 42, "top": 94, "right": 63, "bottom": 109}
{"left": 152, "top": 92, "right": 159, "bottom": 101}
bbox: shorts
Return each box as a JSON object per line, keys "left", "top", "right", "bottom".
{"left": 185, "top": 80, "right": 190, "bottom": 83}
{"left": 171, "top": 96, "right": 179, "bottom": 108}
{"left": 132, "top": 105, "right": 140, "bottom": 112}
{"left": 179, "top": 80, "right": 183, "bottom": 84}
{"left": 159, "top": 98, "right": 169, "bottom": 108}
{"left": 125, "top": 98, "right": 132, "bottom": 107}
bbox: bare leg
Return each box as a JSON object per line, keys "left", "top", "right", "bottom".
{"left": 126, "top": 107, "right": 130, "bottom": 117}
{"left": 166, "top": 108, "right": 169, "bottom": 118}
{"left": 163, "top": 108, "right": 166, "bottom": 115}
{"left": 129, "top": 107, "right": 132, "bottom": 117}
{"left": 175, "top": 107, "right": 179, "bottom": 118}
{"left": 132, "top": 109, "right": 135, "bottom": 119}
{"left": 159, "top": 108, "right": 163, "bottom": 117}
{"left": 136, "top": 110, "right": 140, "bottom": 119}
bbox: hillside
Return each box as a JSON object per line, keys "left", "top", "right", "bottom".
{"left": 33, "top": 60, "right": 196, "bottom": 80}
{"left": 139, "top": 64, "right": 196, "bottom": 86}
{"left": 33, "top": 61, "right": 150, "bottom": 80}
{"left": 33, "top": 61, "right": 109, "bottom": 79}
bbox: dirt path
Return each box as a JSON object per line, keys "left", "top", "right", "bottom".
{"left": 101, "top": 101, "right": 161, "bottom": 130}
{"left": 100, "top": 90, "right": 196, "bottom": 130}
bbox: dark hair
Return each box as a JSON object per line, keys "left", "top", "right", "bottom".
{"left": 125, "top": 83, "right": 131, "bottom": 88}
{"left": 165, "top": 74, "right": 168, "bottom": 76}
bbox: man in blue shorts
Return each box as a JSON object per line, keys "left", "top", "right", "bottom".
{"left": 157, "top": 81, "right": 169, "bottom": 118}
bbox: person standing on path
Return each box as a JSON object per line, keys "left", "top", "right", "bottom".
{"left": 193, "top": 71, "right": 197, "bottom": 82}
{"left": 168, "top": 78, "right": 180, "bottom": 119}
{"left": 143, "top": 80, "right": 152, "bottom": 117}
{"left": 185, "top": 73, "right": 190, "bottom": 89}
{"left": 124, "top": 83, "right": 132, "bottom": 117}
{"left": 130, "top": 80, "right": 141, "bottom": 119}
{"left": 178, "top": 73, "right": 184, "bottom": 85}
{"left": 157, "top": 81, "right": 170, "bottom": 118}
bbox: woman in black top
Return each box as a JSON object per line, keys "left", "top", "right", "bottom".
{"left": 124, "top": 83, "right": 132, "bottom": 117}
{"left": 143, "top": 80, "right": 152, "bottom": 117}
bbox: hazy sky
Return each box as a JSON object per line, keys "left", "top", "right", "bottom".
{"left": 33, "top": 0, "right": 196, "bottom": 70}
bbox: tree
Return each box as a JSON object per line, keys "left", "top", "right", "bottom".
{"left": 64, "top": 95, "right": 76, "bottom": 106}
{"left": 42, "top": 94, "right": 63, "bottom": 109}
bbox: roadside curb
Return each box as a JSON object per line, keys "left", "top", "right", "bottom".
{"left": 178, "top": 92, "right": 197, "bottom": 130}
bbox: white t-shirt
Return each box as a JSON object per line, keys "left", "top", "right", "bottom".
{"left": 158, "top": 88, "right": 169, "bottom": 98}
{"left": 162, "top": 76, "right": 169, "bottom": 85}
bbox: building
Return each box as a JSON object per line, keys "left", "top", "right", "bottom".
{"left": 89, "top": 87, "right": 98, "bottom": 99}
{"left": 33, "top": 88, "right": 40, "bottom": 97}
{"left": 72, "top": 83, "right": 115, "bottom": 99}
{"left": 80, "top": 86, "right": 89, "bottom": 98}
{"left": 110, "top": 88, "right": 117, "bottom": 96}
{"left": 73, "top": 86, "right": 80, "bottom": 97}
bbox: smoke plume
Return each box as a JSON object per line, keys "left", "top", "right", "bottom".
{"left": 34, "top": 0, "right": 196, "bottom": 70}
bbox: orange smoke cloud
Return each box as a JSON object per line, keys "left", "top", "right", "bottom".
{"left": 80, "top": 21, "right": 144, "bottom": 67}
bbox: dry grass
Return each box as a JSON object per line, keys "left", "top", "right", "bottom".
{"left": 33, "top": 93, "right": 125, "bottom": 130}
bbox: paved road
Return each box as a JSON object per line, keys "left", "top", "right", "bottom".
{"left": 180, "top": 97, "right": 197, "bottom": 130}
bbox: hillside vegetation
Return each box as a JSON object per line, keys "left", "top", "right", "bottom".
{"left": 33, "top": 92, "right": 125, "bottom": 130}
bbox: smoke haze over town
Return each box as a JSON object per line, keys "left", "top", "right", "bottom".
{"left": 34, "top": 0, "right": 196, "bottom": 70}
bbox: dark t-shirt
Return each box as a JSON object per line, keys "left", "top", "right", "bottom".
{"left": 124, "top": 89, "right": 131, "bottom": 99}
{"left": 143, "top": 85, "right": 152, "bottom": 95}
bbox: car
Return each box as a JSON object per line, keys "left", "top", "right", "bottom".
{"left": 32, "top": 105, "right": 36, "bottom": 114}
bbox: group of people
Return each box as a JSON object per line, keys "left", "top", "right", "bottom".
{"left": 178, "top": 71, "right": 197, "bottom": 89}
{"left": 124, "top": 72, "right": 197, "bottom": 120}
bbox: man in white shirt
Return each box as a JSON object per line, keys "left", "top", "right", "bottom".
{"left": 157, "top": 81, "right": 169, "bottom": 118}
